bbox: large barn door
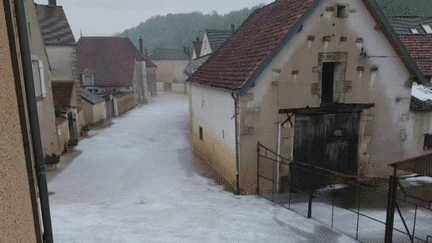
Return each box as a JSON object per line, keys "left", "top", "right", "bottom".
{"left": 293, "top": 113, "right": 360, "bottom": 175}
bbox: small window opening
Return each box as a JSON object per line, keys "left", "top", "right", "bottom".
{"left": 199, "top": 126, "right": 203, "bottom": 140}
{"left": 222, "top": 130, "right": 224, "bottom": 139}
{"left": 321, "top": 62, "right": 335, "bottom": 106}
{"left": 337, "top": 5, "right": 347, "bottom": 18}
{"left": 424, "top": 134, "right": 432, "bottom": 150}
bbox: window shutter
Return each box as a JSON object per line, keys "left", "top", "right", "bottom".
{"left": 38, "top": 60, "right": 47, "bottom": 97}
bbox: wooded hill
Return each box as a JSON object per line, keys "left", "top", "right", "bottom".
{"left": 115, "top": 0, "right": 432, "bottom": 54}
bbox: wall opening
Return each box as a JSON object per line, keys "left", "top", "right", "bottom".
{"left": 337, "top": 4, "right": 347, "bottom": 18}
{"left": 199, "top": 126, "right": 203, "bottom": 140}
{"left": 322, "top": 62, "right": 335, "bottom": 106}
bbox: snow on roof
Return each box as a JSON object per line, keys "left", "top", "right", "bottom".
{"left": 411, "top": 82, "right": 432, "bottom": 101}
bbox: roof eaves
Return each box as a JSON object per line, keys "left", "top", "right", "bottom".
{"left": 237, "top": 0, "right": 324, "bottom": 96}
{"left": 362, "top": 0, "right": 428, "bottom": 86}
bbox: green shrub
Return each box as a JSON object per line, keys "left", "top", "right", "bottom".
{"left": 45, "top": 153, "right": 60, "bottom": 165}
{"left": 67, "top": 138, "right": 79, "bottom": 147}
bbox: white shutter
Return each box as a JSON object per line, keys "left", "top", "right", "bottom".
{"left": 38, "top": 60, "right": 47, "bottom": 97}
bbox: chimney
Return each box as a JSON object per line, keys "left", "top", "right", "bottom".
{"left": 231, "top": 24, "right": 235, "bottom": 34}
{"left": 139, "top": 36, "right": 144, "bottom": 56}
{"left": 48, "top": 0, "right": 56, "bottom": 6}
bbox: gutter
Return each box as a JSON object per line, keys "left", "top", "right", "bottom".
{"left": 231, "top": 93, "right": 240, "bottom": 195}
{"left": 15, "top": 0, "right": 54, "bottom": 242}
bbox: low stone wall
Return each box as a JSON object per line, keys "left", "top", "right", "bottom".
{"left": 114, "top": 93, "right": 136, "bottom": 116}
{"left": 56, "top": 117, "right": 70, "bottom": 153}
{"left": 172, "top": 83, "right": 186, "bottom": 93}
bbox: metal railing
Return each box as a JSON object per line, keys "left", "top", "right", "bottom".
{"left": 257, "top": 142, "right": 432, "bottom": 243}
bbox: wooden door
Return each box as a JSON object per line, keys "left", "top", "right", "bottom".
{"left": 293, "top": 113, "right": 360, "bottom": 175}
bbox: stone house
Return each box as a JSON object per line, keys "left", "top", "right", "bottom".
{"left": 150, "top": 48, "right": 190, "bottom": 92}
{"left": 77, "top": 37, "right": 156, "bottom": 105}
{"left": 26, "top": 0, "right": 60, "bottom": 156}
{"left": 80, "top": 88, "right": 107, "bottom": 126}
{"left": 187, "top": 0, "right": 432, "bottom": 195}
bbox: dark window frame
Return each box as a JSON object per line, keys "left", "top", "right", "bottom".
{"left": 424, "top": 134, "right": 432, "bottom": 150}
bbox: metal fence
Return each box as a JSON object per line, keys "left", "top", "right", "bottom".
{"left": 257, "top": 142, "right": 432, "bottom": 243}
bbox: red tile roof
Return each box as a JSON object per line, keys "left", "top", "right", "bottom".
{"left": 52, "top": 81, "right": 74, "bottom": 107}
{"left": 187, "top": 0, "right": 314, "bottom": 91}
{"left": 35, "top": 4, "right": 75, "bottom": 45}
{"left": 399, "top": 34, "right": 432, "bottom": 76}
{"left": 77, "top": 37, "right": 156, "bottom": 87}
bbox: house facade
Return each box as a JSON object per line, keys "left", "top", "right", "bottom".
{"left": 150, "top": 48, "right": 190, "bottom": 92}
{"left": 26, "top": 0, "right": 61, "bottom": 156}
{"left": 187, "top": 0, "right": 432, "bottom": 195}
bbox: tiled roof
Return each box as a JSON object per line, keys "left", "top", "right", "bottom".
{"left": 187, "top": 0, "right": 314, "bottom": 91}
{"left": 388, "top": 17, "right": 432, "bottom": 35}
{"left": 150, "top": 49, "right": 190, "bottom": 61}
{"left": 52, "top": 81, "right": 74, "bottom": 107}
{"left": 184, "top": 54, "right": 210, "bottom": 77}
{"left": 35, "top": 4, "right": 75, "bottom": 45}
{"left": 80, "top": 88, "right": 105, "bottom": 105}
{"left": 206, "top": 30, "right": 232, "bottom": 52}
{"left": 77, "top": 37, "right": 156, "bottom": 87}
{"left": 399, "top": 34, "right": 432, "bottom": 76}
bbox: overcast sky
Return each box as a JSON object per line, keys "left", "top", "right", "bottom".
{"left": 33, "top": 0, "right": 274, "bottom": 41}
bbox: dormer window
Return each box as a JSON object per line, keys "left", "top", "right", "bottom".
{"left": 411, "top": 28, "right": 419, "bottom": 34}
{"left": 82, "top": 74, "right": 94, "bottom": 86}
{"left": 336, "top": 4, "right": 348, "bottom": 18}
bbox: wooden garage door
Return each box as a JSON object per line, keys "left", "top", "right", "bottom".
{"left": 293, "top": 113, "right": 360, "bottom": 176}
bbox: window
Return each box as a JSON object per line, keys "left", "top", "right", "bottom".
{"left": 199, "top": 126, "right": 203, "bottom": 140}
{"left": 336, "top": 4, "right": 348, "bottom": 18}
{"left": 411, "top": 28, "right": 419, "bottom": 34}
{"left": 31, "top": 60, "right": 46, "bottom": 98}
{"left": 82, "top": 74, "right": 93, "bottom": 86}
{"left": 424, "top": 134, "right": 432, "bottom": 150}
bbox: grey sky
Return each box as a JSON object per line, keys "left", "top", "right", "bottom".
{"left": 33, "top": 0, "right": 274, "bottom": 41}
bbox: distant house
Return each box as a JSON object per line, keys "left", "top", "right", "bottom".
{"left": 187, "top": 0, "right": 432, "bottom": 195}
{"left": 150, "top": 48, "right": 190, "bottom": 92}
{"left": 35, "top": 1, "right": 77, "bottom": 81}
{"left": 200, "top": 27, "right": 233, "bottom": 57}
{"left": 80, "top": 88, "right": 107, "bottom": 125}
{"left": 35, "top": 0, "right": 87, "bottom": 140}
{"left": 26, "top": 0, "right": 61, "bottom": 156}
{"left": 77, "top": 37, "right": 156, "bottom": 105}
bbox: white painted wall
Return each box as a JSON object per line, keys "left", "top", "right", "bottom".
{"left": 200, "top": 33, "right": 212, "bottom": 57}
{"left": 189, "top": 83, "right": 237, "bottom": 188}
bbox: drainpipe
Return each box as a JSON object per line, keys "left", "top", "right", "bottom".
{"left": 231, "top": 93, "right": 240, "bottom": 195}
{"left": 275, "top": 123, "right": 282, "bottom": 192}
{"left": 15, "top": 0, "right": 53, "bottom": 242}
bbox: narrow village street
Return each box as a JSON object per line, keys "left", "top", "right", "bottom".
{"left": 46, "top": 92, "right": 358, "bottom": 243}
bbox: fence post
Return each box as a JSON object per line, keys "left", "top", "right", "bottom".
{"left": 257, "top": 143, "right": 260, "bottom": 195}
{"left": 385, "top": 175, "right": 397, "bottom": 243}
{"left": 307, "top": 165, "right": 314, "bottom": 219}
